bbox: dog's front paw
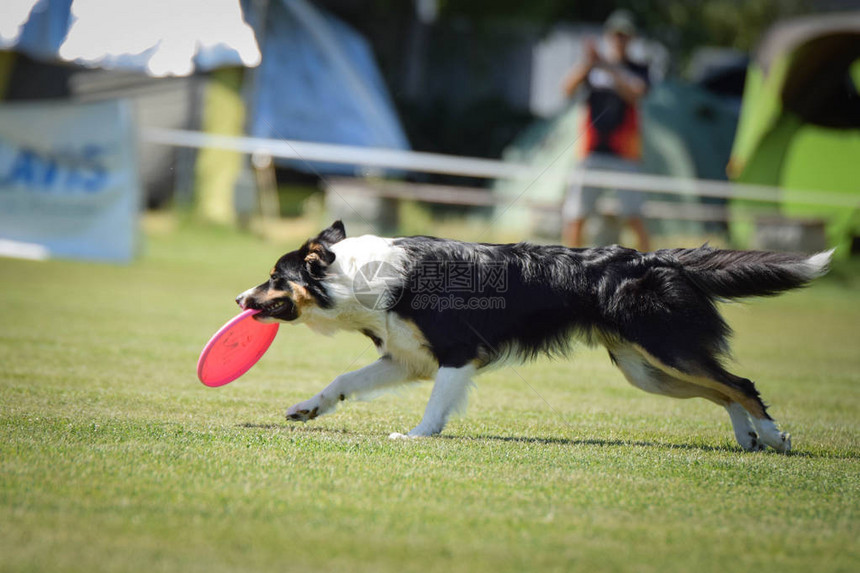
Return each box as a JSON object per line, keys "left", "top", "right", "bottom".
{"left": 286, "top": 399, "right": 321, "bottom": 422}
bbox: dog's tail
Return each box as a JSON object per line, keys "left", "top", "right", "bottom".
{"left": 665, "top": 247, "right": 834, "bottom": 300}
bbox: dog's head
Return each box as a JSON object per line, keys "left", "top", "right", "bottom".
{"left": 235, "top": 221, "right": 346, "bottom": 321}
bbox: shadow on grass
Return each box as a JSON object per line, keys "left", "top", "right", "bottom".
{"left": 238, "top": 422, "right": 349, "bottom": 434}
{"left": 443, "top": 433, "right": 747, "bottom": 454}
{"left": 451, "top": 434, "right": 858, "bottom": 458}
{"left": 237, "top": 422, "right": 857, "bottom": 458}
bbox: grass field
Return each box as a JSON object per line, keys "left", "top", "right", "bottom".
{"left": 2, "top": 220, "right": 859, "bottom": 573}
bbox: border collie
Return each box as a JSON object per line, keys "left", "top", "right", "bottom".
{"left": 236, "top": 221, "right": 832, "bottom": 452}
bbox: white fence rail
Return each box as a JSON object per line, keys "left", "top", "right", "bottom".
{"left": 143, "top": 127, "right": 859, "bottom": 209}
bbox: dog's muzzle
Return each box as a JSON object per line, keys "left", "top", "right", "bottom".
{"left": 235, "top": 289, "right": 254, "bottom": 310}
{"left": 235, "top": 289, "right": 297, "bottom": 321}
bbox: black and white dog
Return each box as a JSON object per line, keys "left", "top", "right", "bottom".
{"left": 236, "top": 221, "right": 832, "bottom": 452}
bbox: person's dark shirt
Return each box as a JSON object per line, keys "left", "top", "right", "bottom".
{"left": 582, "top": 59, "right": 650, "bottom": 160}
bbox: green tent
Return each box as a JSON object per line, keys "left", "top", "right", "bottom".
{"left": 728, "top": 12, "right": 860, "bottom": 255}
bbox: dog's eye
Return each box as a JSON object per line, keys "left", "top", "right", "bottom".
{"left": 270, "top": 276, "right": 289, "bottom": 291}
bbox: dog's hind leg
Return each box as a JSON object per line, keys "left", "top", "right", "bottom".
{"left": 610, "top": 344, "right": 760, "bottom": 450}
{"left": 612, "top": 347, "right": 763, "bottom": 450}
{"left": 286, "top": 356, "right": 412, "bottom": 422}
{"left": 717, "top": 369, "right": 791, "bottom": 453}
{"left": 609, "top": 344, "right": 731, "bottom": 402}
{"left": 390, "top": 363, "right": 476, "bottom": 439}
{"left": 628, "top": 344, "right": 791, "bottom": 453}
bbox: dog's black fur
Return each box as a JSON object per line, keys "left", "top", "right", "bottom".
{"left": 395, "top": 240, "right": 808, "bottom": 364}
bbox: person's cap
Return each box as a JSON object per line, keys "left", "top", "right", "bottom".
{"left": 604, "top": 9, "right": 637, "bottom": 36}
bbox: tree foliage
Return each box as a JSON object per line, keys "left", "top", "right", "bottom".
{"left": 437, "top": 0, "right": 815, "bottom": 62}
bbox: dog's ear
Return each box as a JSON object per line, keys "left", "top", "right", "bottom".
{"left": 301, "top": 221, "right": 345, "bottom": 279}
{"left": 301, "top": 240, "right": 336, "bottom": 279}
{"left": 313, "top": 220, "right": 346, "bottom": 246}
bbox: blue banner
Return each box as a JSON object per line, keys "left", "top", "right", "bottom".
{"left": 0, "top": 99, "right": 140, "bottom": 262}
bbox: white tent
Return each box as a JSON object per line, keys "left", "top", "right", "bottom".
{"left": 0, "top": 0, "right": 260, "bottom": 77}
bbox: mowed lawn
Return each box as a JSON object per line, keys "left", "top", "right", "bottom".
{"left": 1, "top": 221, "right": 858, "bottom": 573}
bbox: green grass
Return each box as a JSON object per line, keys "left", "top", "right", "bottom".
{"left": 1, "top": 221, "right": 859, "bottom": 573}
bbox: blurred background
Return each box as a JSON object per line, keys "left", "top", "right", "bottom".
{"left": 1, "top": 0, "right": 859, "bottom": 261}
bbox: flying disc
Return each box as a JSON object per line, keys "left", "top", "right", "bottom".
{"left": 197, "top": 309, "right": 280, "bottom": 387}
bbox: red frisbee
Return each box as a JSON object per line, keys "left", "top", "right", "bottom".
{"left": 197, "top": 309, "right": 280, "bottom": 387}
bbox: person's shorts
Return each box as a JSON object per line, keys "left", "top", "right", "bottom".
{"left": 562, "top": 153, "right": 644, "bottom": 220}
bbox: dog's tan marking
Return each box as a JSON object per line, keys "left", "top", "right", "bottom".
{"left": 609, "top": 345, "right": 731, "bottom": 405}
{"left": 260, "top": 289, "right": 290, "bottom": 303}
{"left": 287, "top": 281, "right": 316, "bottom": 314}
{"left": 631, "top": 343, "right": 767, "bottom": 418}
{"left": 304, "top": 241, "right": 329, "bottom": 262}
{"left": 269, "top": 267, "right": 276, "bottom": 277}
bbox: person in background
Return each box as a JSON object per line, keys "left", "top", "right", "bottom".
{"left": 561, "top": 9, "right": 651, "bottom": 251}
